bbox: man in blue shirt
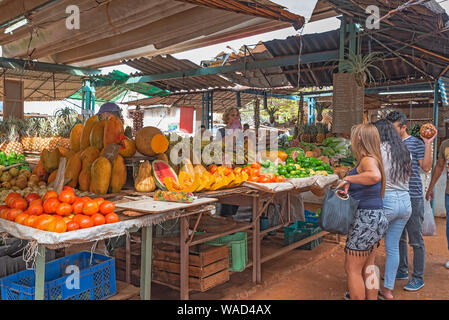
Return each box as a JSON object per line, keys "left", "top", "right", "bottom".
{"left": 386, "top": 111, "right": 436, "bottom": 292}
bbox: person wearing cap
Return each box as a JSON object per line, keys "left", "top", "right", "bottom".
{"left": 97, "top": 102, "right": 122, "bottom": 120}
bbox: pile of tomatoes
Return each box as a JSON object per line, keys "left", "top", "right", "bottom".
{"left": 0, "top": 187, "right": 120, "bottom": 233}
{"left": 241, "top": 162, "right": 285, "bottom": 183}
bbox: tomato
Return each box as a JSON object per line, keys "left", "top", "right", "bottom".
{"left": 99, "top": 201, "right": 115, "bottom": 215}
{"left": 250, "top": 168, "right": 260, "bottom": 177}
{"left": 233, "top": 167, "right": 242, "bottom": 174}
{"left": 104, "top": 212, "right": 119, "bottom": 224}
{"left": 58, "top": 190, "right": 76, "bottom": 204}
{"left": 208, "top": 165, "right": 218, "bottom": 174}
{"left": 264, "top": 173, "right": 276, "bottom": 182}
{"left": 15, "top": 213, "right": 29, "bottom": 225}
{"left": 43, "top": 198, "right": 60, "bottom": 214}
{"left": 73, "top": 214, "right": 86, "bottom": 225}
{"left": 66, "top": 221, "right": 80, "bottom": 232}
{"left": 24, "top": 215, "right": 39, "bottom": 228}
{"left": 43, "top": 190, "right": 58, "bottom": 202}
{"left": 275, "top": 176, "right": 285, "bottom": 183}
{"left": 242, "top": 167, "right": 252, "bottom": 176}
{"left": 72, "top": 200, "right": 85, "bottom": 215}
{"left": 53, "top": 215, "right": 64, "bottom": 220}
{"left": 54, "top": 220, "right": 67, "bottom": 233}
{"left": 56, "top": 203, "right": 73, "bottom": 216}
{"left": 79, "top": 216, "right": 94, "bottom": 229}
{"left": 10, "top": 198, "right": 28, "bottom": 211}
{"left": 258, "top": 176, "right": 271, "bottom": 184}
{"left": 34, "top": 215, "right": 56, "bottom": 230}
{"left": 5, "top": 193, "right": 21, "bottom": 207}
{"left": 91, "top": 213, "right": 106, "bottom": 226}
{"left": 7, "top": 209, "right": 23, "bottom": 221}
{"left": 251, "top": 162, "right": 261, "bottom": 169}
{"left": 30, "top": 199, "right": 43, "bottom": 207}
{"left": 62, "top": 217, "right": 72, "bottom": 224}
{"left": 25, "top": 193, "right": 41, "bottom": 203}
{"left": 248, "top": 176, "right": 260, "bottom": 183}
{"left": 83, "top": 200, "right": 99, "bottom": 216}
{"left": 93, "top": 198, "right": 105, "bottom": 207}
{"left": 79, "top": 197, "right": 90, "bottom": 204}
{"left": 0, "top": 205, "right": 8, "bottom": 215}
{"left": 28, "top": 204, "right": 44, "bottom": 216}
{"left": 62, "top": 186, "right": 75, "bottom": 193}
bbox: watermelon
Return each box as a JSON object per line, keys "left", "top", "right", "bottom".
{"left": 152, "top": 160, "right": 178, "bottom": 190}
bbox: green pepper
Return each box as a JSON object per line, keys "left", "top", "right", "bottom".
{"left": 286, "top": 164, "right": 296, "bottom": 173}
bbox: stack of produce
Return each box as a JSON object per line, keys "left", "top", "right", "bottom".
{"left": 278, "top": 155, "right": 334, "bottom": 179}
{"left": 0, "top": 167, "right": 44, "bottom": 194}
{"left": 0, "top": 187, "right": 120, "bottom": 233}
{"left": 242, "top": 161, "right": 286, "bottom": 183}
{"left": 160, "top": 159, "right": 249, "bottom": 192}
{"left": 0, "top": 152, "right": 30, "bottom": 171}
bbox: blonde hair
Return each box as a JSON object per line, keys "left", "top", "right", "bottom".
{"left": 222, "top": 107, "right": 240, "bottom": 126}
{"left": 351, "top": 123, "right": 386, "bottom": 197}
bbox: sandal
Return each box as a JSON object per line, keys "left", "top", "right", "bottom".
{"left": 344, "top": 291, "right": 387, "bottom": 300}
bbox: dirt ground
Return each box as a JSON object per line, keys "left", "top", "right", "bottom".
{"left": 247, "top": 217, "right": 449, "bottom": 300}
{"left": 145, "top": 217, "right": 448, "bottom": 300}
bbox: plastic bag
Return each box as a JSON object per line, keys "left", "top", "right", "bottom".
{"left": 422, "top": 199, "right": 437, "bottom": 236}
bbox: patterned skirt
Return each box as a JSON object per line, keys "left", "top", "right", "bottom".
{"left": 345, "top": 208, "right": 389, "bottom": 257}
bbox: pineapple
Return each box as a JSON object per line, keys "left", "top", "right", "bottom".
{"left": 4, "top": 125, "right": 24, "bottom": 155}
{"left": 316, "top": 123, "right": 325, "bottom": 144}
{"left": 300, "top": 124, "right": 310, "bottom": 143}
{"left": 132, "top": 107, "right": 144, "bottom": 137}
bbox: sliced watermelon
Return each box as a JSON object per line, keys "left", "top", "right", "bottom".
{"left": 152, "top": 160, "right": 178, "bottom": 190}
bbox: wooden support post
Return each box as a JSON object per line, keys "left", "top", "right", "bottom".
{"left": 35, "top": 245, "right": 46, "bottom": 300}
{"left": 180, "top": 216, "right": 189, "bottom": 300}
{"left": 140, "top": 226, "right": 152, "bottom": 300}
{"left": 339, "top": 15, "right": 346, "bottom": 73}
{"left": 252, "top": 196, "right": 258, "bottom": 283}
{"left": 125, "top": 236, "right": 131, "bottom": 284}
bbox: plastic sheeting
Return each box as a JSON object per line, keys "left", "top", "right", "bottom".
{"left": 243, "top": 174, "right": 339, "bottom": 193}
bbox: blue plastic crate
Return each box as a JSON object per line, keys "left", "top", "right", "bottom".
{"left": 0, "top": 251, "right": 116, "bottom": 300}
{"left": 305, "top": 209, "right": 320, "bottom": 224}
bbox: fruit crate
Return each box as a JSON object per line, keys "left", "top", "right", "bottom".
{"left": 206, "top": 232, "right": 247, "bottom": 272}
{"left": 0, "top": 251, "right": 116, "bottom": 300}
{"left": 304, "top": 209, "right": 320, "bottom": 224}
{"left": 284, "top": 221, "right": 323, "bottom": 250}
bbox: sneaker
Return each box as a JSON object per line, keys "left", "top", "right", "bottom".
{"left": 445, "top": 261, "right": 449, "bottom": 269}
{"left": 404, "top": 278, "right": 424, "bottom": 291}
{"left": 396, "top": 272, "right": 409, "bottom": 280}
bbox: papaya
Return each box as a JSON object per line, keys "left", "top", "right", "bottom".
{"left": 135, "top": 126, "right": 169, "bottom": 156}
{"left": 103, "top": 114, "right": 124, "bottom": 147}
{"left": 80, "top": 115, "right": 99, "bottom": 150}
{"left": 64, "top": 151, "right": 82, "bottom": 188}
{"left": 78, "top": 168, "right": 91, "bottom": 192}
{"left": 119, "top": 138, "right": 136, "bottom": 158}
{"left": 134, "top": 160, "right": 156, "bottom": 192}
{"left": 80, "top": 146, "right": 100, "bottom": 169}
{"left": 70, "top": 124, "right": 84, "bottom": 152}
{"left": 62, "top": 150, "right": 76, "bottom": 161}
{"left": 90, "top": 156, "right": 112, "bottom": 195}
{"left": 109, "top": 155, "right": 127, "bottom": 193}
{"left": 47, "top": 169, "right": 58, "bottom": 185}
{"left": 41, "top": 148, "right": 62, "bottom": 173}
{"left": 90, "top": 120, "right": 106, "bottom": 150}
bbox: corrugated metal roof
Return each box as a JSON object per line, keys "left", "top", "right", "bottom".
{"left": 124, "top": 89, "right": 259, "bottom": 112}
{"left": 0, "top": 0, "right": 299, "bottom": 68}
{"left": 0, "top": 68, "right": 82, "bottom": 101}
{"left": 123, "top": 55, "right": 236, "bottom": 91}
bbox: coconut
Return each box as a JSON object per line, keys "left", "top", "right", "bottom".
{"left": 29, "top": 174, "right": 39, "bottom": 184}
{"left": 16, "top": 176, "right": 27, "bottom": 190}
{"left": 1, "top": 182, "right": 11, "bottom": 189}
{"left": 38, "top": 181, "right": 46, "bottom": 187}
{"left": 19, "top": 169, "right": 31, "bottom": 178}
{"left": 1, "top": 172, "right": 11, "bottom": 182}
{"left": 11, "top": 186, "right": 20, "bottom": 191}
{"left": 9, "top": 167, "right": 19, "bottom": 177}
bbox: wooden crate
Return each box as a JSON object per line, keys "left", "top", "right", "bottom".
{"left": 152, "top": 268, "right": 230, "bottom": 292}
{"left": 153, "top": 243, "right": 229, "bottom": 267}
{"left": 151, "top": 243, "right": 230, "bottom": 292}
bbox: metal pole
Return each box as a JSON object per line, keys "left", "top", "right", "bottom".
{"left": 140, "top": 226, "right": 152, "bottom": 300}
{"left": 433, "top": 80, "right": 439, "bottom": 167}
{"left": 339, "top": 15, "right": 346, "bottom": 72}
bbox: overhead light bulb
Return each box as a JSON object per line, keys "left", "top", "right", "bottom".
{"left": 4, "top": 18, "right": 28, "bottom": 34}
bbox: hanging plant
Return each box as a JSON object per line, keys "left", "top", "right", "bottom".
{"left": 337, "top": 52, "right": 386, "bottom": 87}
